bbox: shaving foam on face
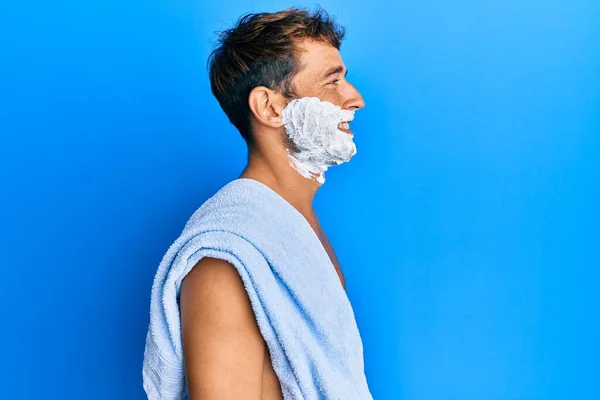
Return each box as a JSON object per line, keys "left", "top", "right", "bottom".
{"left": 281, "top": 96, "right": 357, "bottom": 184}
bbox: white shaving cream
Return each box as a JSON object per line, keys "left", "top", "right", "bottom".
{"left": 281, "top": 96, "right": 357, "bottom": 184}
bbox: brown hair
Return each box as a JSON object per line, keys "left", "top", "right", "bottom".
{"left": 207, "top": 6, "right": 346, "bottom": 146}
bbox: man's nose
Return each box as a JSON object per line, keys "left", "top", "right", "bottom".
{"left": 343, "top": 83, "right": 365, "bottom": 110}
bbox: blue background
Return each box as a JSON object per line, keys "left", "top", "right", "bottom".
{"left": 1, "top": 1, "right": 599, "bottom": 399}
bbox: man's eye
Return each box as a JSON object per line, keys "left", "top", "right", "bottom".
{"left": 330, "top": 79, "right": 340, "bottom": 85}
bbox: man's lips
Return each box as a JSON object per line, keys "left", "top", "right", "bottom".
{"left": 338, "top": 121, "right": 353, "bottom": 135}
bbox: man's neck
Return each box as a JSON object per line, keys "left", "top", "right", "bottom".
{"left": 239, "top": 145, "right": 321, "bottom": 222}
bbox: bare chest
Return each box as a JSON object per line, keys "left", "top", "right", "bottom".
{"left": 262, "top": 347, "right": 283, "bottom": 399}
{"left": 314, "top": 227, "right": 346, "bottom": 291}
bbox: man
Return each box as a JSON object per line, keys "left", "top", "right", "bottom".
{"left": 179, "top": 7, "right": 365, "bottom": 399}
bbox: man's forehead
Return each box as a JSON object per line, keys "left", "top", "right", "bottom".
{"left": 296, "top": 40, "right": 345, "bottom": 79}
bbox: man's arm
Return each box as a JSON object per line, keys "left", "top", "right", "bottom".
{"left": 179, "top": 257, "right": 265, "bottom": 400}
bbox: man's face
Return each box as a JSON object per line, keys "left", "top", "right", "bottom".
{"left": 288, "top": 39, "right": 365, "bottom": 112}
{"left": 275, "top": 39, "right": 365, "bottom": 185}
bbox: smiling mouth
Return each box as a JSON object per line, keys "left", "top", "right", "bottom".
{"left": 337, "top": 121, "right": 353, "bottom": 135}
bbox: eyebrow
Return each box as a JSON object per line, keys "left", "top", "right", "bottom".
{"left": 320, "top": 65, "right": 348, "bottom": 81}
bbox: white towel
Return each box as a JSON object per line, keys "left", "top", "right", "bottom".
{"left": 142, "top": 178, "right": 373, "bottom": 399}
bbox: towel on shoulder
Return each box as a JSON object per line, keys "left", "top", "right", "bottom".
{"left": 142, "top": 178, "right": 373, "bottom": 399}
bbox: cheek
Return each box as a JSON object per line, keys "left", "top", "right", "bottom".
{"left": 311, "top": 86, "right": 341, "bottom": 103}
{"left": 323, "top": 91, "right": 345, "bottom": 106}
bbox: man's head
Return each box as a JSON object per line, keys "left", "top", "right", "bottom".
{"left": 207, "top": 7, "right": 365, "bottom": 149}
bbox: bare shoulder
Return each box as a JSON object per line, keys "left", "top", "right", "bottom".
{"left": 179, "top": 257, "right": 265, "bottom": 400}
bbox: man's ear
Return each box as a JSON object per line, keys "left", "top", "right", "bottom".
{"left": 248, "top": 86, "right": 286, "bottom": 129}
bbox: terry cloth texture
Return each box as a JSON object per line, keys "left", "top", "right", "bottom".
{"left": 142, "top": 178, "right": 373, "bottom": 399}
